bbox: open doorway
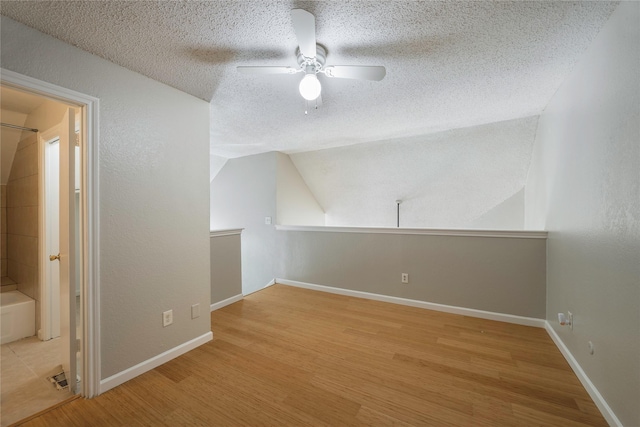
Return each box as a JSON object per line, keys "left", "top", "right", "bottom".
{"left": 0, "top": 76, "right": 96, "bottom": 425}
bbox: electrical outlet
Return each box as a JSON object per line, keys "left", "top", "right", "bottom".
{"left": 191, "top": 303, "right": 200, "bottom": 319}
{"left": 568, "top": 311, "right": 573, "bottom": 330}
{"left": 265, "top": 216, "right": 272, "bottom": 225}
{"left": 163, "top": 309, "right": 173, "bottom": 327}
{"left": 401, "top": 273, "right": 409, "bottom": 284}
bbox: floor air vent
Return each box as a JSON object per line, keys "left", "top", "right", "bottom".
{"left": 46, "top": 372, "right": 69, "bottom": 390}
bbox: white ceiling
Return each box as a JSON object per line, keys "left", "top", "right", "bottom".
{"left": 291, "top": 116, "right": 539, "bottom": 228}
{"left": 0, "top": 1, "right": 618, "bottom": 158}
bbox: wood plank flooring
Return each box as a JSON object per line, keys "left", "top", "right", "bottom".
{"left": 18, "top": 284, "right": 607, "bottom": 426}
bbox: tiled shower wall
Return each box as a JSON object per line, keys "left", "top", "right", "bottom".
{"left": 7, "top": 133, "right": 40, "bottom": 329}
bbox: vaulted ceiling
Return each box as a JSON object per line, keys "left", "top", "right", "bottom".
{"left": 0, "top": 1, "right": 618, "bottom": 158}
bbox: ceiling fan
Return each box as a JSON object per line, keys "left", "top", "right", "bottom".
{"left": 237, "top": 9, "right": 386, "bottom": 105}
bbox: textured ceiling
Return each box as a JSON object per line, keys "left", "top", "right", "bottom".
{"left": 0, "top": 1, "right": 618, "bottom": 158}
{"left": 291, "top": 116, "right": 539, "bottom": 228}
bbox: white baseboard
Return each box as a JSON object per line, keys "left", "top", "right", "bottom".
{"left": 210, "top": 294, "right": 243, "bottom": 311}
{"left": 99, "top": 331, "right": 213, "bottom": 394}
{"left": 276, "top": 279, "right": 545, "bottom": 328}
{"left": 545, "top": 322, "right": 622, "bottom": 427}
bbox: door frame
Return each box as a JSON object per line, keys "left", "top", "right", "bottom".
{"left": 1, "top": 68, "right": 101, "bottom": 398}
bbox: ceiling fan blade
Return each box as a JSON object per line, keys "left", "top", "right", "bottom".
{"left": 291, "top": 9, "right": 316, "bottom": 58}
{"left": 323, "top": 65, "right": 386, "bottom": 81}
{"left": 237, "top": 66, "right": 299, "bottom": 75}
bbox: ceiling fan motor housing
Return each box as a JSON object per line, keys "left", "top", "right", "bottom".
{"left": 297, "top": 45, "right": 327, "bottom": 73}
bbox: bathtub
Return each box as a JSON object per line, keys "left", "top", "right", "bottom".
{"left": 1, "top": 290, "right": 35, "bottom": 345}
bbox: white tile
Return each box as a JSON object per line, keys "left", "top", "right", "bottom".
{"left": 8, "top": 337, "right": 62, "bottom": 377}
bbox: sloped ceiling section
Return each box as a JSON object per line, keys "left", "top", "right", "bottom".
{"left": 0, "top": 87, "right": 46, "bottom": 184}
{"left": 290, "top": 116, "right": 538, "bottom": 229}
{"left": 0, "top": 1, "right": 618, "bottom": 158}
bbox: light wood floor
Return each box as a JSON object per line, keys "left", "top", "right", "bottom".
{"left": 19, "top": 284, "right": 607, "bottom": 426}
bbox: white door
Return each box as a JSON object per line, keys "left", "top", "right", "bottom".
{"left": 58, "top": 108, "right": 77, "bottom": 393}
{"left": 45, "top": 140, "right": 61, "bottom": 338}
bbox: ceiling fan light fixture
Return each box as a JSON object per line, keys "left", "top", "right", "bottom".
{"left": 299, "top": 73, "right": 321, "bottom": 100}
{"left": 238, "top": 9, "right": 385, "bottom": 108}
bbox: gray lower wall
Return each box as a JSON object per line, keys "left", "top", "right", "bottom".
{"left": 278, "top": 230, "right": 546, "bottom": 319}
{"left": 210, "top": 232, "right": 242, "bottom": 304}
{"left": 210, "top": 151, "right": 547, "bottom": 319}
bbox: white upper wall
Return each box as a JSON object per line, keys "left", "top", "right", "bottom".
{"left": 209, "top": 152, "right": 324, "bottom": 294}
{"left": 276, "top": 152, "right": 325, "bottom": 226}
{"left": 209, "top": 154, "right": 227, "bottom": 183}
{"left": 210, "top": 152, "right": 279, "bottom": 294}
{"left": 290, "top": 116, "right": 538, "bottom": 229}
{"left": 1, "top": 16, "right": 212, "bottom": 380}
{"left": 469, "top": 187, "right": 524, "bottom": 230}
{"left": 525, "top": 2, "right": 639, "bottom": 425}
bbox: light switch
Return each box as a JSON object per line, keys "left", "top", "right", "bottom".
{"left": 191, "top": 303, "right": 200, "bottom": 319}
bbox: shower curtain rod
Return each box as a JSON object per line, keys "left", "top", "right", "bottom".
{"left": 1, "top": 122, "right": 38, "bottom": 132}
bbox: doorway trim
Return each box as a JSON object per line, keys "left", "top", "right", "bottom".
{"left": 1, "top": 68, "right": 101, "bottom": 398}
